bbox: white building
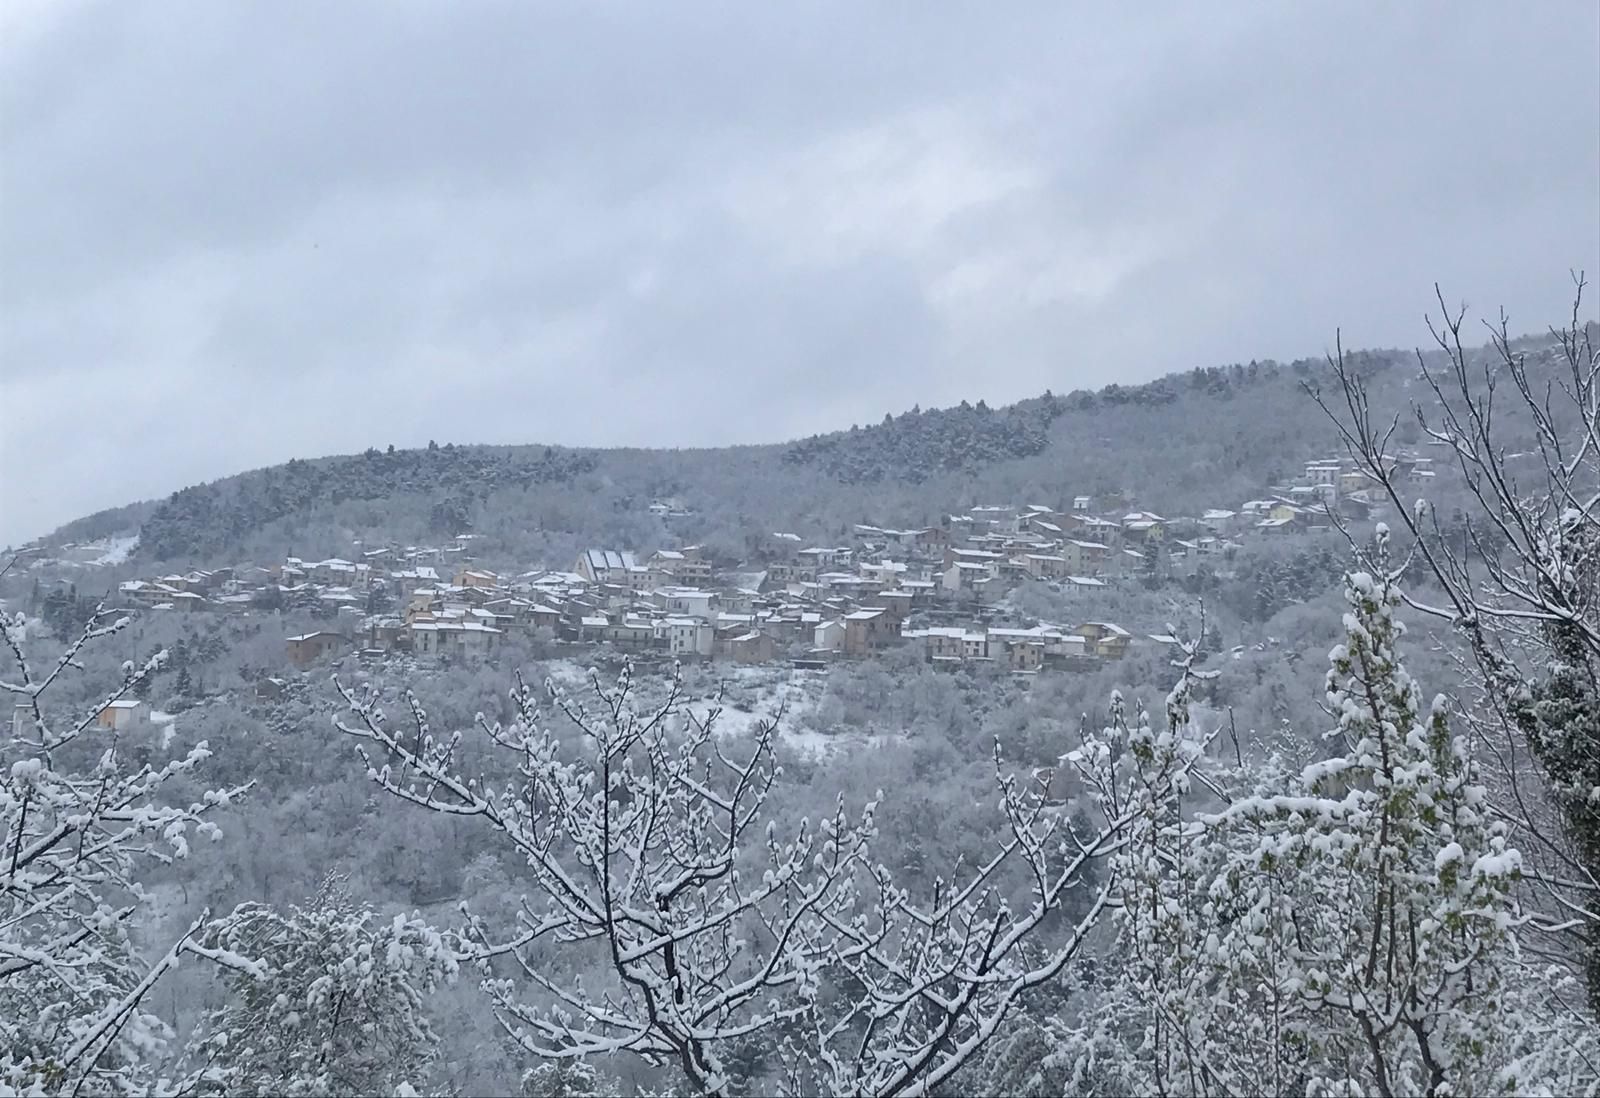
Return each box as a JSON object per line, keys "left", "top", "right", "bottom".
{"left": 663, "top": 617, "right": 714, "bottom": 658}
{"left": 813, "top": 619, "right": 846, "bottom": 651}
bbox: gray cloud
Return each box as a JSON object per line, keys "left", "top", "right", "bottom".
{"left": 2, "top": 1, "right": 1596, "bottom": 545}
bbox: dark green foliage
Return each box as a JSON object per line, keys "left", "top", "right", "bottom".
{"left": 1218, "top": 542, "right": 1348, "bottom": 622}
{"left": 139, "top": 445, "right": 597, "bottom": 561}
{"left": 782, "top": 393, "right": 1066, "bottom": 484}
{"left": 252, "top": 585, "right": 285, "bottom": 611}
{"left": 1503, "top": 516, "right": 1600, "bottom": 1007}
{"left": 365, "top": 584, "right": 393, "bottom": 615}
{"left": 36, "top": 499, "right": 159, "bottom": 547}
{"left": 40, "top": 583, "right": 96, "bottom": 636}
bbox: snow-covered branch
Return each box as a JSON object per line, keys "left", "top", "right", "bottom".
{"left": 335, "top": 663, "right": 1169, "bottom": 1096}
{"left": 1, "top": 602, "right": 254, "bottom": 1094}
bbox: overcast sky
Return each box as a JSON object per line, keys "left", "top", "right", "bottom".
{"left": 2, "top": 2, "right": 1596, "bottom": 545}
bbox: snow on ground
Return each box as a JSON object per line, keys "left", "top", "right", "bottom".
{"left": 150, "top": 709, "right": 177, "bottom": 749}
{"left": 701, "top": 667, "right": 902, "bottom": 761}
{"left": 529, "top": 660, "right": 888, "bottom": 762}
{"left": 89, "top": 534, "right": 140, "bottom": 566}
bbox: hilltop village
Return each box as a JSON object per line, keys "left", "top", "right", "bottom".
{"left": 71, "top": 452, "right": 1434, "bottom": 680}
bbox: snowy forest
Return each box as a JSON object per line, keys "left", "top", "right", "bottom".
{"left": 3, "top": 294, "right": 1597, "bottom": 1097}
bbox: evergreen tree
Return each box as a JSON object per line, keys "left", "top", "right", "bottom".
{"left": 1067, "top": 531, "right": 1544, "bottom": 1095}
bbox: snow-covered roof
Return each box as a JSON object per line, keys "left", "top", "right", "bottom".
{"left": 584, "top": 549, "right": 637, "bottom": 571}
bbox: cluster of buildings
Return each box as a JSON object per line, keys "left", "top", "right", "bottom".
{"left": 89, "top": 449, "right": 1431, "bottom": 676}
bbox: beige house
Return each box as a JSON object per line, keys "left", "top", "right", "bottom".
{"left": 1072, "top": 622, "right": 1132, "bottom": 659}
{"left": 843, "top": 609, "right": 899, "bottom": 656}
{"left": 1020, "top": 553, "right": 1068, "bottom": 579}
{"left": 725, "top": 631, "right": 776, "bottom": 664}
{"left": 1062, "top": 539, "right": 1112, "bottom": 574}
{"left": 286, "top": 631, "right": 348, "bottom": 668}
{"left": 95, "top": 699, "right": 151, "bottom": 730}
{"left": 988, "top": 629, "right": 1046, "bottom": 672}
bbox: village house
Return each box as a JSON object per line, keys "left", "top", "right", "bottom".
{"left": 307, "top": 558, "right": 370, "bottom": 587}
{"left": 525, "top": 603, "right": 563, "bottom": 632}
{"left": 877, "top": 589, "right": 915, "bottom": 620}
{"left": 901, "top": 625, "right": 969, "bottom": 663}
{"left": 453, "top": 568, "right": 500, "bottom": 589}
{"left": 719, "top": 589, "right": 760, "bottom": 615}
{"left": 842, "top": 608, "right": 900, "bottom": 656}
{"left": 652, "top": 587, "right": 717, "bottom": 619}
{"left": 1304, "top": 460, "right": 1342, "bottom": 489}
{"left": 812, "top": 618, "right": 846, "bottom": 652}
{"left": 575, "top": 549, "right": 639, "bottom": 585}
{"left": 1060, "top": 575, "right": 1109, "bottom": 601}
{"left": 1121, "top": 512, "right": 1166, "bottom": 544}
{"left": 389, "top": 566, "right": 441, "bottom": 597}
{"left": 1060, "top": 539, "right": 1112, "bottom": 574}
{"left": 410, "top": 620, "right": 502, "bottom": 660}
{"left": 962, "top": 632, "right": 991, "bottom": 661}
{"left": 663, "top": 617, "right": 714, "bottom": 659}
{"left": 1065, "top": 514, "right": 1122, "bottom": 545}
{"left": 646, "top": 549, "right": 686, "bottom": 585}
{"left": 944, "top": 545, "right": 1005, "bottom": 568}
{"left": 658, "top": 549, "right": 710, "bottom": 585}
{"left": 1199, "top": 509, "right": 1240, "bottom": 535}
{"left": 162, "top": 590, "right": 210, "bottom": 612}
{"left": 1072, "top": 621, "right": 1132, "bottom": 659}
{"left": 941, "top": 561, "right": 995, "bottom": 594}
{"left": 605, "top": 618, "right": 657, "bottom": 649}
{"left": 723, "top": 630, "right": 776, "bottom": 664}
{"left": 911, "top": 526, "right": 951, "bottom": 556}
{"left": 988, "top": 628, "right": 1047, "bottom": 672}
{"left": 1019, "top": 553, "right": 1069, "bottom": 580}
{"left": 286, "top": 631, "right": 349, "bottom": 668}
{"left": 796, "top": 546, "right": 842, "bottom": 572}
{"left": 366, "top": 618, "right": 409, "bottom": 652}
{"left": 95, "top": 698, "right": 151, "bottom": 730}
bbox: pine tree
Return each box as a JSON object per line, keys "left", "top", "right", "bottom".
{"left": 1202, "top": 531, "right": 1523, "bottom": 1095}
{"left": 1069, "top": 532, "right": 1542, "bottom": 1096}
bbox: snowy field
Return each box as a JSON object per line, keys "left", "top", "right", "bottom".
{"left": 532, "top": 659, "right": 895, "bottom": 761}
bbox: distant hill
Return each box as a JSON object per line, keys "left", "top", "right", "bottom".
{"left": 137, "top": 445, "right": 599, "bottom": 562}
{"left": 33, "top": 328, "right": 1570, "bottom": 569}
